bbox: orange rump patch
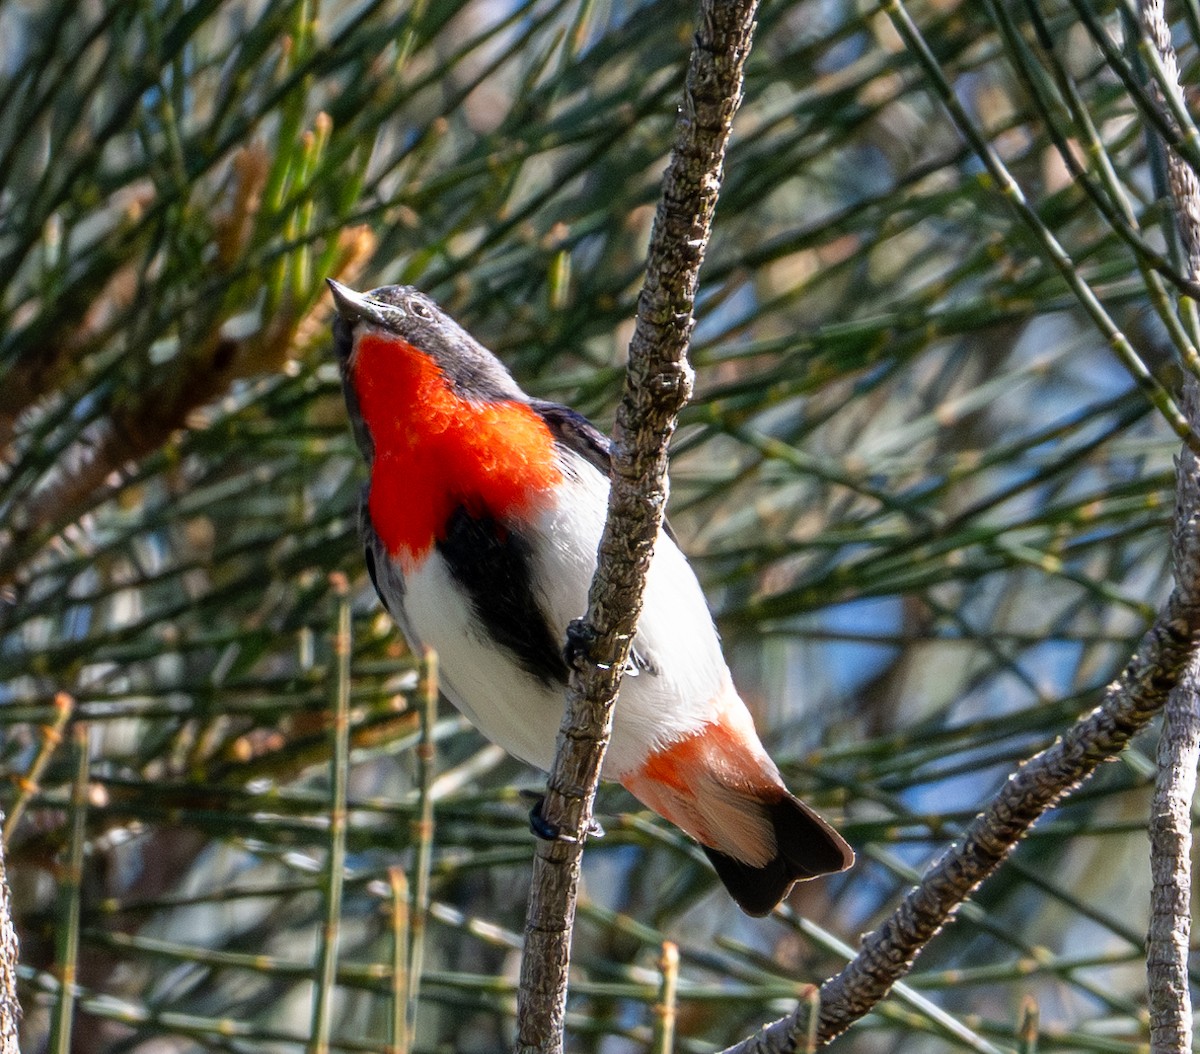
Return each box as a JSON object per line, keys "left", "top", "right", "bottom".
{"left": 621, "top": 701, "right": 784, "bottom": 864}
{"left": 629, "top": 716, "right": 781, "bottom": 801}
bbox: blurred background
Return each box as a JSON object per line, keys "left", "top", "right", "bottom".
{"left": 1, "top": 0, "right": 1195, "bottom": 1050}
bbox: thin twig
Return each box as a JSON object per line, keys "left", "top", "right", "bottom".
{"left": 1017, "top": 998, "right": 1039, "bottom": 1054}
{"left": 2, "top": 691, "right": 72, "bottom": 845}
{"left": 511, "top": 1, "right": 759, "bottom": 1051}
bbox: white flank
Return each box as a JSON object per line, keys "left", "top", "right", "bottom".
{"left": 400, "top": 553, "right": 565, "bottom": 770}
{"left": 394, "top": 447, "right": 731, "bottom": 778}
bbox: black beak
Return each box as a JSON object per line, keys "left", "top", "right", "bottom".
{"left": 326, "top": 279, "right": 393, "bottom": 328}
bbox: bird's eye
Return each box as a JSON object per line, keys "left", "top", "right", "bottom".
{"left": 410, "top": 300, "right": 433, "bottom": 320}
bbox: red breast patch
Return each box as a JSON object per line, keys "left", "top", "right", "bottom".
{"left": 352, "top": 333, "right": 562, "bottom": 566}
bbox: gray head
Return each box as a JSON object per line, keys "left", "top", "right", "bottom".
{"left": 327, "top": 281, "right": 524, "bottom": 403}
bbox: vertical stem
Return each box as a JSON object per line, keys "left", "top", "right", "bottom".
{"left": 309, "top": 574, "right": 351, "bottom": 1054}
{"left": 1016, "top": 998, "right": 1039, "bottom": 1054}
{"left": 388, "top": 866, "right": 411, "bottom": 1054}
{"left": 48, "top": 724, "right": 89, "bottom": 1054}
{"left": 1149, "top": 657, "right": 1200, "bottom": 1054}
{"left": 651, "top": 941, "right": 679, "bottom": 1054}
{"left": 407, "top": 647, "right": 437, "bottom": 1043}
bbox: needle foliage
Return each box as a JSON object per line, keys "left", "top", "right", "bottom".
{"left": 1, "top": 0, "right": 1196, "bottom": 1051}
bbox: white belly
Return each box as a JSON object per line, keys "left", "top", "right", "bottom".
{"left": 401, "top": 553, "right": 566, "bottom": 771}
{"left": 396, "top": 450, "right": 731, "bottom": 777}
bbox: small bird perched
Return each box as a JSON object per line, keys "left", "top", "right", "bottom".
{"left": 328, "top": 280, "right": 853, "bottom": 915}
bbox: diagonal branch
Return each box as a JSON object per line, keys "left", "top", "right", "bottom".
{"left": 511, "top": 1, "right": 759, "bottom": 1051}
{"left": 720, "top": 578, "right": 1200, "bottom": 1051}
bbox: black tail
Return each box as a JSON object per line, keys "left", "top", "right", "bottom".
{"left": 703, "top": 794, "right": 854, "bottom": 916}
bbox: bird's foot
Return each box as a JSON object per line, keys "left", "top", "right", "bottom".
{"left": 521, "top": 790, "right": 604, "bottom": 842}
{"left": 525, "top": 792, "right": 561, "bottom": 841}
{"left": 563, "top": 618, "right": 598, "bottom": 671}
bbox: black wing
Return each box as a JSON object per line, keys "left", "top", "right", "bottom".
{"left": 530, "top": 397, "right": 678, "bottom": 547}
{"left": 528, "top": 399, "right": 612, "bottom": 476}
{"left": 362, "top": 489, "right": 569, "bottom": 686}
{"left": 436, "top": 504, "right": 570, "bottom": 687}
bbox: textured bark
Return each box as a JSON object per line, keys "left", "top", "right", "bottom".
{"left": 1150, "top": 659, "right": 1200, "bottom": 1054}
{"left": 0, "top": 815, "right": 21, "bottom": 1054}
{"left": 1137, "top": 0, "right": 1200, "bottom": 281}
{"left": 511, "top": 1, "right": 759, "bottom": 1051}
{"left": 1137, "top": 2, "right": 1200, "bottom": 1050}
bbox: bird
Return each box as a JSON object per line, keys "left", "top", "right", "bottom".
{"left": 327, "top": 279, "right": 853, "bottom": 915}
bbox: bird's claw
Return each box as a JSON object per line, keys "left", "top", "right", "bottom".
{"left": 564, "top": 618, "right": 598, "bottom": 671}
{"left": 526, "top": 792, "right": 562, "bottom": 841}
{"left": 522, "top": 790, "right": 604, "bottom": 842}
